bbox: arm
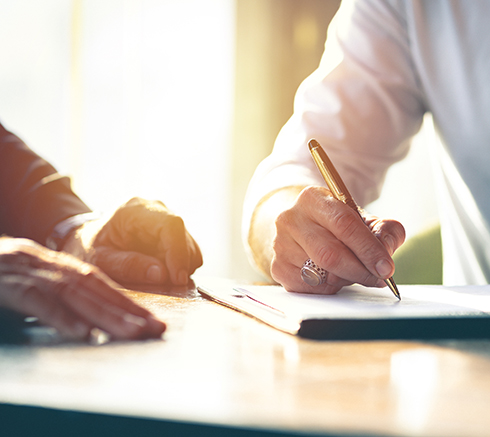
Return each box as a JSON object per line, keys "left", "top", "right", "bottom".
{"left": 0, "top": 124, "right": 194, "bottom": 338}
{"left": 0, "top": 123, "right": 202, "bottom": 287}
{"left": 244, "top": 0, "right": 423, "bottom": 292}
{"left": 0, "top": 123, "right": 91, "bottom": 244}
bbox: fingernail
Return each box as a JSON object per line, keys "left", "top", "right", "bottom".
{"left": 384, "top": 234, "right": 396, "bottom": 254}
{"left": 122, "top": 313, "right": 147, "bottom": 335}
{"left": 177, "top": 270, "right": 188, "bottom": 285}
{"left": 375, "top": 259, "right": 393, "bottom": 278}
{"left": 146, "top": 265, "right": 162, "bottom": 283}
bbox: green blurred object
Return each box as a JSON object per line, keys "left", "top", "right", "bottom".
{"left": 393, "top": 223, "right": 443, "bottom": 285}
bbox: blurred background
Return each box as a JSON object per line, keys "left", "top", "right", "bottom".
{"left": 0, "top": 0, "right": 438, "bottom": 283}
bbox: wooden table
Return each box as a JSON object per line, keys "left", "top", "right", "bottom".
{"left": 2, "top": 278, "right": 490, "bottom": 436}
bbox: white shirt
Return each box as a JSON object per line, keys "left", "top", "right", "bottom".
{"left": 243, "top": 0, "right": 490, "bottom": 285}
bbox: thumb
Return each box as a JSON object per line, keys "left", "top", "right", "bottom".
{"left": 91, "top": 246, "right": 169, "bottom": 285}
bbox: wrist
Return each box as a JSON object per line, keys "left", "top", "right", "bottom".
{"left": 46, "top": 212, "right": 101, "bottom": 251}
{"left": 248, "top": 186, "right": 304, "bottom": 279}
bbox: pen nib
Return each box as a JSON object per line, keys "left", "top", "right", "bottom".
{"left": 386, "top": 277, "right": 401, "bottom": 300}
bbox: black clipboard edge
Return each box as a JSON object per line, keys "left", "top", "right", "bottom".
{"left": 299, "top": 316, "right": 490, "bottom": 340}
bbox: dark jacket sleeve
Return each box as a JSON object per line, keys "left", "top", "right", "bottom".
{"left": 0, "top": 123, "right": 91, "bottom": 245}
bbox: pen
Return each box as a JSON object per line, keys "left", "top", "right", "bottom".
{"left": 307, "top": 138, "right": 401, "bottom": 300}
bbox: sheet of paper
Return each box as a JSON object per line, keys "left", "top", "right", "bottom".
{"left": 237, "top": 284, "right": 490, "bottom": 320}
{"left": 197, "top": 279, "right": 490, "bottom": 339}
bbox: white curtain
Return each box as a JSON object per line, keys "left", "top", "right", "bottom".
{"left": 0, "top": 0, "right": 236, "bottom": 278}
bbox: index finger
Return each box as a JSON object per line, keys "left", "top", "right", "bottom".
{"left": 63, "top": 268, "right": 166, "bottom": 339}
{"left": 302, "top": 188, "right": 395, "bottom": 285}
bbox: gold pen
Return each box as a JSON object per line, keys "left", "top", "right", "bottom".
{"left": 308, "top": 138, "right": 401, "bottom": 300}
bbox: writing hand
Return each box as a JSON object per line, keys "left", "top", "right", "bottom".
{"left": 0, "top": 237, "right": 166, "bottom": 340}
{"left": 270, "top": 186, "right": 405, "bottom": 293}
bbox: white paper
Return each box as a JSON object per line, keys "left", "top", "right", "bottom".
{"left": 235, "top": 284, "right": 490, "bottom": 320}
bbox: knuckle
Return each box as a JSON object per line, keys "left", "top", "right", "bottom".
{"left": 81, "top": 267, "right": 102, "bottom": 283}
{"left": 153, "top": 199, "right": 167, "bottom": 209}
{"left": 275, "top": 209, "right": 288, "bottom": 226}
{"left": 315, "top": 243, "right": 341, "bottom": 271}
{"left": 372, "top": 219, "right": 406, "bottom": 248}
{"left": 123, "top": 197, "right": 145, "bottom": 208}
{"left": 299, "top": 185, "right": 320, "bottom": 201}
{"left": 386, "top": 220, "right": 406, "bottom": 245}
{"left": 116, "top": 197, "right": 168, "bottom": 218}
{"left": 117, "top": 256, "right": 141, "bottom": 279}
{"left": 275, "top": 209, "right": 295, "bottom": 233}
{"left": 133, "top": 197, "right": 168, "bottom": 212}
{"left": 329, "top": 208, "right": 359, "bottom": 240}
{"left": 166, "top": 214, "right": 185, "bottom": 231}
{"left": 271, "top": 235, "right": 282, "bottom": 254}
{"left": 298, "top": 185, "right": 329, "bottom": 210}
{"left": 297, "top": 186, "right": 314, "bottom": 202}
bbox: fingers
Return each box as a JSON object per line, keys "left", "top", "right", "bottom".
{"left": 2, "top": 276, "right": 93, "bottom": 339}
{"left": 365, "top": 214, "right": 406, "bottom": 256}
{"left": 304, "top": 187, "right": 399, "bottom": 281}
{"left": 92, "top": 198, "right": 202, "bottom": 286}
{"left": 270, "top": 186, "right": 405, "bottom": 293}
{"left": 63, "top": 266, "right": 166, "bottom": 339}
{"left": 157, "top": 216, "right": 203, "bottom": 285}
{"left": 270, "top": 225, "right": 352, "bottom": 294}
{"left": 0, "top": 237, "right": 166, "bottom": 341}
{"left": 61, "top": 276, "right": 165, "bottom": 340}
{"left": 91, "top": 246, "right": 170, "bottom": 285}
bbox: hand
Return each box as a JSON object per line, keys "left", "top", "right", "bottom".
{"left": 270, "top": 186, "right": 405, "bottom": 294}
{"left": 67, "top": 198, "right": 203, "bottom": 286}
{"left": 0, "top": 237, "right": 166, "bottom": 340}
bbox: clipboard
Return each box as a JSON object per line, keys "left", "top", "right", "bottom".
{"left": 197, "top": 278, "right": 490, "bottom": 340}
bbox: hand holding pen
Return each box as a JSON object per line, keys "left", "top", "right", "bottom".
{"left": 305, "top": 139, "right": 401, "bottom": 299}
{"left": 269, "top": 140, "right": 405, "bottom": 296}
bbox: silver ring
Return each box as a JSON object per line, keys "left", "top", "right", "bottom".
{"left": 301, "top": 259, "right": 327, "bottom": 286}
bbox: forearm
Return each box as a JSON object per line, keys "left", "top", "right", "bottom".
{"left": 0, "top": 124, "right": 91, "bottom": 244}
{"left": 247, "top": 186, "right": 305, "bottom": 280}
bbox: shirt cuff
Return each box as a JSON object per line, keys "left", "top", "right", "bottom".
{"left": 46, "top": 212, "right": 101, "bottom": 251}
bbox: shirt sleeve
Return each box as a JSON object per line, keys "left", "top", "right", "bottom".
{"left": 242, "top": 0, "right": 427, "bottom": 246}
{"left": 0, "top": 123, "right": 92, "bottom": 245}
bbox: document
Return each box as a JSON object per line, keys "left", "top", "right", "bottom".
{"left": 197, "top": 278, "right": 490, "bottom": 340}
